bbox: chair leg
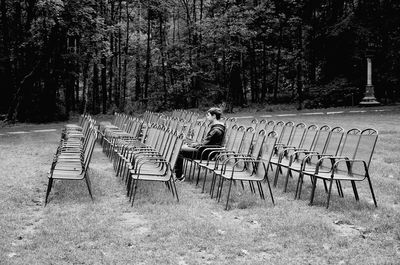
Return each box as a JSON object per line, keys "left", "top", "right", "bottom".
{"left": 249, "top": 181, "right": 255, "bottom": 193}
{"left": 131, "top": 179, "right": 139, "bottom": 206}
{"left": 309, "top": 177, "right": 318, "bottom": 205}
{"left": 273, "top": 164, "right": 280, "bottom": 187}
{"left": 217, "top": 178, "right": 225, "bottom": 203}
{"left": 351, "top": 180, "right": 359, "bottom": 201}
{"left": 225, "top": 179, "right": 233, "bottom": 210}
{"left": 264, "top": 173, "right": 275, "bottom": 205}
{"left": 126, "top": 174, "right": 132, "bottom": 197}
{"left": 240, "top": 180, "right": 245, "bottom": 190}
{"left": 283, "top": 167, "right": 291, "bottom": 193}
{"left": 85, "top": 174, "right": 94, "bottom": 201}
{"left": 129, "top": 179, "right": 136, "bottom": 202}
{"left": 326, "top": 179, "right": 334, "bottom": 209}
{"left": 366, "top": 174, "right": 377, "bottom": 207}
{"left": 210, "top": 172, "right": 217, "bottom": 198}
{"left": 336, "top": 180, "right": 344, "bottom": 197}
{"left": 45, "top": 178, "right": 54, "bottom": 206}
{"left": 201, "top": 168, "right": 208, "bottom": 193}
{"left": 323, "top": 179, "right": 328, "bottom": 193}
{"left": 257, "top": 182, "right": 265, "bottom": 200}
{"left": 196, "top": 166, "right": 202, "bottom": 186}
{"left": 295, "top": 172, "right": 303, "bottom": 199}
{"left": 171, "top": 179, "right": 179, "bottom": 202}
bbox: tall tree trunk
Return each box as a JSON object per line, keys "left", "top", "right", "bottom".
{"left": 296, "top": 24, "right": 303, "bottom": 110}
{"left": 261, "top": 39, "right": 267, "bottom": 102}
{"left": 274, "top": 23, "right": 283, "bottom": 102}
{"left": 1, "top": 0, "right": 14, "bottom": 116}
{"left": 144, "top": 7, "right": 151, "bottom": 109}
{"left": 117, "top": 0, "right": 123, "bottom": 109}
{"left": 159, "top": 14, "right": 167, "bottom": 99}
{"left": 101, "top": 56, "right": 107, "bottom": 113}
{"left": 135, "top": 1, "right": 141, "bottom": 101}
{"left": 249, "top": 39, "right": 258, "bottom": 103}
{"left": 109, "top": 0, "right": 115, "bottom": 108}
{"left": 93, "top": 62, "right": 100, "bottom": 114}
{"left": 123, "top": 0, "right": 129, "bottom": 111}
{"left": 82, "top": 58, "right": 89, "bottom": 113}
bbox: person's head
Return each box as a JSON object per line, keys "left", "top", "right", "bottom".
{"left": 206, "top": 107, "right": 222, "bottom": 121}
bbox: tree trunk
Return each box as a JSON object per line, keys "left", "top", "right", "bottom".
{"left": 101, "top": 56, "right": 107, "bottom": 114}
{"left": 93, "top": 62, "right": 100, "bottom": 114}
{"left": 109, "top": 0, "right": 115, "bottom": 108}
{"left": 159, "top": 14, "right": 167, "bottom": 99}
{"left": 274, "top": 23, "right": 283, "bottom": 102}
{"left": 135, "top": 1, "right": 141, "bottom": 101}
{"left": 143, "top": 7, "right": 151, "bottom": 109}
{"left": 123, "top": 0, "right": 129, "bottom": 111}
{"left": 82, "top": 58, "right": 89, "bottom": 113}
{"left": 296, "top": 24, "right": 303, "bottom": 110}
{"left": 261, "top": 39, "right": 267, "bottom": 102}
{"left": 117, "top": 0, "right": 123, "bottom": 109}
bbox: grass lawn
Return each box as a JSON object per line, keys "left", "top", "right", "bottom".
{"left": 0, "top": 109, "right": 400, "bottom": 264}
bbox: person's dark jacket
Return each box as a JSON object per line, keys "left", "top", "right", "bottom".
{"left": 200, "top": 123, "right": 226, "bottom": 146}
{"left": 196, "top": 123, "right": 226, "bottom": 159}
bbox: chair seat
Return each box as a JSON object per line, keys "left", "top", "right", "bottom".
{"left": 130, "top": 163, "right": 167, "bottom": 175}
{"left": 219, "top": 170, "right": 262, "bottom": 181}
{"left": 50, "top": 169, "right": 84, "bottom": 180}
{"left": 312, "top": 171, "right": 366, "bottom": 181}
{"left": 131, "top": 173, "right": 171, "bottom": 181}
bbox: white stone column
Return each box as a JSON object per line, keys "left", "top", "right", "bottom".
{"left": 367, "top": 58, "right": 372, "bottom": 86}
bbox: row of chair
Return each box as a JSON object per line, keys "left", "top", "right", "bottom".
{"left": 183, "top": 123, "right": 278, "bottom": 210}
{"left": 100, "top": 111, "right": 378, "bottom": 210}
{"left": 98, "top": 111, "right": 196, "bottom": 204}
{"left": 249, "top": 118, "right": 378, "bottom": 208}
{"left": 45, "top": 115, "right": 98, "bottom": 205}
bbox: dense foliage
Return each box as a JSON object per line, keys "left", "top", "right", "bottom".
{"left": 1, "top": 0, "right": 399, "bottom": 121}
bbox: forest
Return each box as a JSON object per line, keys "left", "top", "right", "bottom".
{"left": 0, "top": 0, "right": 399, "bottom": 122}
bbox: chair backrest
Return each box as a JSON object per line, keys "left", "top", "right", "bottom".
{"left": 196, "top": 122, "right": 208, "bottom": 142}
{"left": 311, "top": 125, "right": 331, "bottom": 154}
{"left": 254, "top": 119, "right": 267, "bottom": 135}
{"left": 254, "top": 131, "right": 278, "bottom": 178}
{"left": 230, "top": 125, "right": 246, "bottom": 153}
{"left": 251, "top": 118, "right": 258, "bottom": 129}
{"left": 338, "top": 128, "right": 362, "bottom": 159}
{"left": 249, "top": 129, "right": 266, "bottom": 159}
{"left": 190, "top": 121, "right": 202, "bottom": 141}
{"left": 278, "top": 121, "right": 295, "bottom": 145}
{"left": 323, "top": 126, "right": 345, "bottom": 156}
{"left": 288, "top": 122, "right": 307, "bottom": 148}
{"left": 350, "top": 128, "right": 378, "bottom": 175}
{"left": 315, "top": 126, "right": 344, "bottom": 168}
{"left": 272, "top": 121, "right": 285, "bottom": 142}
{"left": 155, "top": 128, "right": 169, "bottom": 153}
{"left": 333, "top": 128, "right": 361, "bottom": 172}
{"left": 224, "top": 117, "right": 237, "bottom": 131}
{"left": 83, "top": 128, "right": 98, "bottom": 171}
{"left": 164, "top": 132, "right": 178, "bottom": 163}
{"left": 222, "top": 123, "right": 237, "bottom": 147}
{"left": 221, "top": 124, "right": 236, "bottom": 150}
{"left": 170, "top": 133, "right": 185, "bottom": 169}
{"left": 355, "top": 128, "right": 378, "bottom": 168}
{"left": 238, "top": 127, "right": 255, "bottom": 155}
{"left": 264, "top": 120, "right": 275, "bottom": 134}
{"left": 300, "top": 124, "right": 319, "bottom": 150}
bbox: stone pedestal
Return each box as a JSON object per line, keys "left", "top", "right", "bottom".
{"left": 359, "top": 85, "right": 380, "bottom": 106}
{"left": 359, "top": 58, "right": 380, "bottom": 106}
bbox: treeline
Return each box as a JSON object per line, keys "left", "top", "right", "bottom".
{"left": 1, "top": 0, "right": 399, "bottom": 122}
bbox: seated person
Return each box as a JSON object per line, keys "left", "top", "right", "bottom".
{"left": 175, "top": 107, "right": 226, "bottom": 181}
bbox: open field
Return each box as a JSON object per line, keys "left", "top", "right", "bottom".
{"left": 0, "top": 108, "right": 400, "bottom": 264}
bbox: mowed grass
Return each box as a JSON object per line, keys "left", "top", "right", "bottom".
{"left": 0, "top": 110, "right": 400, "bottom": 264}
